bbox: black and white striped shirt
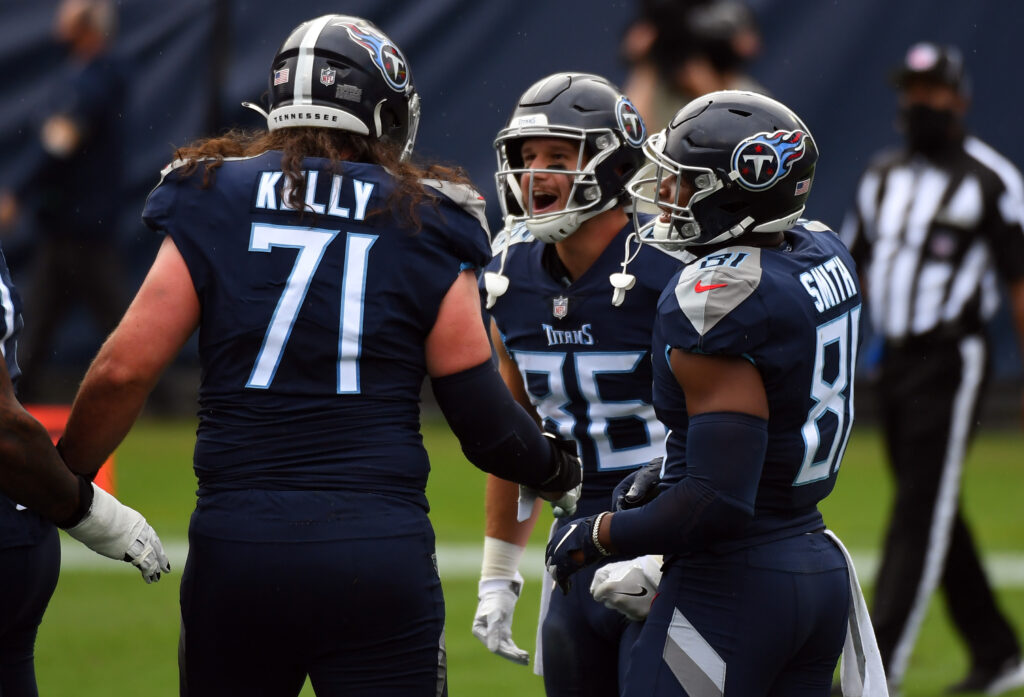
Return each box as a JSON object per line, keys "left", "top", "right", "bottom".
{"left": 841, "top": 135, "right": 1024, "bottom": 341}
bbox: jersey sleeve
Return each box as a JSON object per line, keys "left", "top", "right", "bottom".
{"left": 421, "top": 179, "right": 493, "bottom": 269}
{"left": 140, "top": 165, "right": 210, "bottom": 295}
{"left": 656, "top": 246, "right": 769, "bottom": 357}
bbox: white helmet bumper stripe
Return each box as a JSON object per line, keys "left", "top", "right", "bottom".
{"left": 267, "top": 104, "right": 370, "bottom": 133}
{"left": 295, "top": 15, "right": 334, "bottom": 105}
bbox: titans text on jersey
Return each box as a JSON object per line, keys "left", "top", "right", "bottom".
{"left": 482, "top": 222, "right": 685, "bottom": 516}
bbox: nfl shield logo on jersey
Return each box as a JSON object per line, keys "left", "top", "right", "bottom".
{"left": 552, "top": 296, "right": 569, "bottom": 319}
{"left": 320, "top": 66, "right": 337, "bottom": 87}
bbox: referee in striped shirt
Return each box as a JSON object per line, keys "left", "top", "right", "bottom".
{"left": 842, "top": 42, "right": 1024, "bottom": 695}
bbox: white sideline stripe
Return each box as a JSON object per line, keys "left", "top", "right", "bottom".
{"left": 58, "top": 539, "right": 1024, "bottom": 587}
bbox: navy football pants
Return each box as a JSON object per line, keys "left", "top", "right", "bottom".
{"left": 0, "top": 527, "right": 60, "bottom": 697}
{"left": 624, "top": 532, "right": 849, "bottom": 697}
{"left": 179, "top": 527, "right": 446, "bottom": 697}
{"left": 542, "top": 558, "right": 643, "bottom": 697}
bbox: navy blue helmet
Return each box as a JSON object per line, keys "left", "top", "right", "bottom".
{"left": 246, "top": 15, "right": 420, "bottom": 160}
{"left": 494, "top": 72, "right": 647, "bottom": 243}
{"left": 629, "top": 90, "right": 818, "bottom": 249}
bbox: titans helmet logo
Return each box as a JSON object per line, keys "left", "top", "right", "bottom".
{"left": 336, "top": 20, "right": 409, "bottom": 92}
{"left": 730, "top": 130, "right": 809, "bottom": 191}
{"left": 616, "top": 97, "right": 646, "bottom": 147}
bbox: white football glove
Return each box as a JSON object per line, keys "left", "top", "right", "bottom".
{"left": 472, "top": 574, "right": 529, "bottom": 665}
{"left": 590, "top": 554, "right": 663, "bottom": 621}
{"left": 517, "top": 482, "right": 581, "bottom": 521}
{"left": 64, "top": 483, "right": 171, "bottom": 584}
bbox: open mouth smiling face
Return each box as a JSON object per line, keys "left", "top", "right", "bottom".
{"left": 518, "top": 137, "right": 587, "bottom": 216}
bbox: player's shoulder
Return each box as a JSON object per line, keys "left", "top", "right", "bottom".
{"left": 415, "top": 178, "right": 492, "bottom": 267}
{"left": 420, "top": 178, "right": 491, "bottom": 236}
{"left": 664, "top": 244, "right": 765, "bottom": 338}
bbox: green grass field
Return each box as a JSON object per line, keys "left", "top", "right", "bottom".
{"left": 33, "top": 417, "right": 1024, "bottom": 696}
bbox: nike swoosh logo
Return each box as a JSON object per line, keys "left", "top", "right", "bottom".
{"left": 695, "top": 280, "right": 728, "bottom": 293}
{"left": 615, "top": 587, "right": 649, "bottom": 597}
{"left": 551, "top": 523, "right": 579, "bottom": 556}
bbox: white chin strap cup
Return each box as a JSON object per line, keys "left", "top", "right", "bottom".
{"left": 484, "top": 271, "right": 510, "bottom": 309}
{"left": 609, "top": 272, "right": 636, "bottom": 307}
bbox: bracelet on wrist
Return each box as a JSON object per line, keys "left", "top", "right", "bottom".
{"left": 592, "top": 511, "right": 611, "bottom": 557}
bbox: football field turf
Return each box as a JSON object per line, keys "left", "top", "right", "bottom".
{"left": 34, "top": 417, "right": 1024, "bottom": 696}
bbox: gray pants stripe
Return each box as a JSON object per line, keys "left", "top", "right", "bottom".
{"left": 662, "top": 607, "right": 726, "bottom": 697}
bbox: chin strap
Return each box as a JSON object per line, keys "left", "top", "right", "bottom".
{"left": 484, "top": 217, "right": 515, "bottom": 309}
{"left": 241, "top": 101, "right": 270, "bottom": 126}
{"left": 609, "top": 232, "right": 641, "bottom": 306}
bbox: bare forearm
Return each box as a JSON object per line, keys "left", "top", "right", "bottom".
{"left": 0, "top": 405, "right": 80, "bottom": 523}
{"left": 485, "top": 474, "right": 540, "bottom": 545}
{"left": 60, "top": 356, "right": 156, "bottom": 476}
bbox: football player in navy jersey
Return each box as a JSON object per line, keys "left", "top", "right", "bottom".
{"left": 546, "top": 91, "right": 888, "bottom": 696}
{"left": 54, "top": 15, "right": 579, "bottom": 697}
{"left": 0, "top": 246, "right": 168, "bottom": 695}
{"left": 472, "top": 72, "right": 687, "bottom": 697}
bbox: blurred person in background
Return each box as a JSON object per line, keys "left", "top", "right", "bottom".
{"left": 0, "top": 0, "right": 127, "bottom": 403}
{"left": 472, "top": 71, "right": 685, "bottom": 696}
{"left": 0, "top": 243, "right": 168, "bottom": 696}
{"left": 54, "top": 15, "right": 580, "bottom": 697}
{"left": 620, "top": 0, "right": 765, "bottom": 130}
{"left": 841, "top": 41, "right": 1024, "bottom": 695}
{"left": 546, "top": 90, "right": 887, "bottom": 697}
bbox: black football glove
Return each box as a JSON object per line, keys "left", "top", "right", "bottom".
{"left": 613, "top": 457, "right": 664, "bottom": 511}
{"left": 536, "top": 432, "right": 582, "bottom": 494}
{"left": 544, "top": 513, "right": 609, "bottom": 593}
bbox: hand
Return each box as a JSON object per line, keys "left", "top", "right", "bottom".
{"left": 544, "top": 512, "right": 610, "bottom": 593}
{"left": 613, "top": 457, "right": 663, "bottom": 511}
{"left": 548, "top": 480, "right": 581, "bottom": 518}
{"left": 471, "top": 575, "right": 529, "bottom": 665}
{"left": 590, "top": 555, "right": 663, "bottom": 621}
{"left": 64, "top": 483, "right": 171, "bottom": 583}
{"left": 537, "top": 432, "right": 582, "bottom": 495}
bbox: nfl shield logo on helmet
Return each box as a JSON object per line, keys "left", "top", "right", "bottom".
{"left": 320, "top": 66, "right": 337, "bottom": 87}
{"left": 553, "top": 296, "right": 569, "bottom": 319}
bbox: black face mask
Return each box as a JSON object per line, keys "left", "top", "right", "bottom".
{"left": 900, "top": 104, "right": 960, "bottom": 154}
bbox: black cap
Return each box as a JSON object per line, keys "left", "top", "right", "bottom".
{"left": 890, "top": 42, "right": 969, "bottom": 95}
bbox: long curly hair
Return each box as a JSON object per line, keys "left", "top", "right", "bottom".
{"left": 169, "top": 127, "right": 474, "bottom": 228}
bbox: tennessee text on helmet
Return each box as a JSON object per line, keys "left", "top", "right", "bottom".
{"left": 243, "top": 15, "right": 420, "bottom": 160}
{"left": 627, "top": 90, "right": 818, "bottom": 250}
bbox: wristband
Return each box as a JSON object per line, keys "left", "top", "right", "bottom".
{"left": 480, "top": 535, "right": 527, "bottom": 580}
{"left": 57, "top": 474, "right": 95, "bottom": 529}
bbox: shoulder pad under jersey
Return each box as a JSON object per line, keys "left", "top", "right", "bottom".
{"left": 421, "top": 179, "right": 491, "bottom": 237}
{"left": 489, "top": 221, "right": 535, "bottom": 256}
{"left": 672, "top": 246, "right": 763, "bottom": 336}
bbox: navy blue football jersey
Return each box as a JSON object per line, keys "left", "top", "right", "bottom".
{"left": 142, "top": 154, "right": 491, "bottom": 512}
{"left": 654, "top": 221, "right": 862, "bottom": 546}
{"left": 0, "top": 246, "right": 51, "bottom": 548}
{"left": 483, "top": 221, "right": 685, "bottom": 516}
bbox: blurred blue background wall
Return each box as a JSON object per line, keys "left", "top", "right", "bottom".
{"left": 1, "top": 0, "right": 1021, "bottom": 400}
